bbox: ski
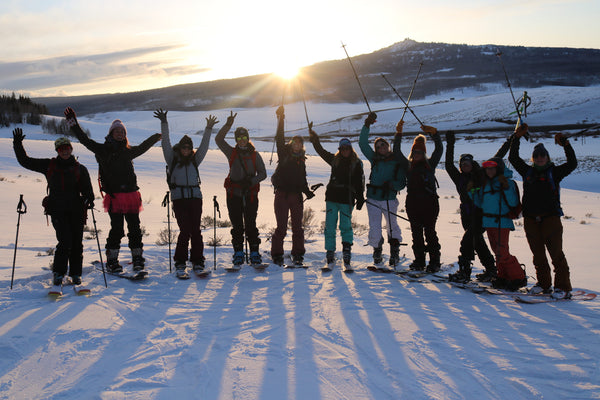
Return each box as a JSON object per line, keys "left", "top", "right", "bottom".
{"left": 342, "top": 264, "right": 354, "bottom": 273}
{"left": 321, "top": 264, "right": 334, "bottom": 273}
{"left": 284, "top": 263, "right": 308, "bottom": 269}
{"left": 175, "top": 270, "right": 190, "bottom": 280}
{"left": 194, "top": 269, "right": 211, "bottom": 278}
{"left": 252, "top": 263, "right": 269, "bottom": 271}
{"left": 515, "top": 290, "right": 594, "bottom": 304}
{"left": 72, "top": 284, "right": 91, "bottom": 295}
{"left": 48, "top": 285, "right": 63, "bottom": 298}
{"left": 367, "top": 265, "right": 395, "bottom": 273}
{"left": 225, "top": 265, "right": 242, "bottom": 272}
{"left": 106, "top": 270, "right": 148, "bottom": 281}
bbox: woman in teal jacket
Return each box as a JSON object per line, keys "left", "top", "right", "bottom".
{"left": 470, "top": 157, "right": 526, "bottom": 290}
{"left": 359, "top": 112, "right": 406, "bottom": 267}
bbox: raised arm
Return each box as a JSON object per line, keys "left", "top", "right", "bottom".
{"left": 195, "top": 114, "right": 217, "bottom": 165}
{"left": 494, "top": 134, "right": 514, "bottom": 159}
{"left": 12, "top": 128, "right": 48, "bottom": 174}
{"left": 421, "top": 125, "right": 443, "bottom": 168}
{"left": 308, "top": 123, "right": 334, "bottom": 165}
{"left": 508, "top": 125, "right": 530, "bottom": 178}
{"left": 275, "top": 106, "right": 286, "bottom": 159}
{"left": 392, "top": 121, "right": 409, "bottom": 170}
{"left": 358, "top": 112, "right": 377, "bottom": 162}
{"left": 130, "top": 133, "right": 162, "bottom": 159}
{"left": 155, "top": 108, "right": 174, "bottom": 165}
{"left": 552, "top": 133, "right": 578, "bottom": 181}
{"left": 215, "top": 111, "right": 236, "bottom": 158}
{"left": 64, "top": 107, "right": 103, "bottom": 153}
{"left": 444, "top": 131, "right": 460, "bottom": 183}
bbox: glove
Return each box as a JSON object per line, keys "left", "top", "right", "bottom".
{"left": 308, "top": 122, "right": 318, "bottom": 143}
{"left": 12, "top": 128, "right": 25, "bottom": 144}
{"left": 446, "top": 130, "right": 455, "bottom": 145}
{"left": 153, "top": 108, "right": 168, "bottom": 123}
{"left": 304, "top": 191, "right": 315, "bottom": 200}
{"left": 364, "top": 112, "right": 377, "bottom": 127}
{"left": 421, "top": 125, "right": 438, "bottom": 136}
{"left": 63, "top": 107, "right": 78, "bottom": 127}
{"left": 395, "top": 120, "right": 404, "bottom": 135}
{"left": 150, "top": 133, "right": 162, "bottom": 143}
{"left": 497, "top": 175, "right": 509, "bottom": 189}
{"left": 355, "top": 197, "right": 365, "bottom": 210}
{"left": 555, "top": 132, "right": 568, "bottom": 147}
{"left": 514, "top": 123, "right": 529, "bottom": 138}
{"left": 84, "top": 198, "right": 95, "bottom": 209}
{"left": 276, "top": 105, "right": 285, "bottom": 120}
{"left": 206, "top": 114, "right": 218, "bottom": 129}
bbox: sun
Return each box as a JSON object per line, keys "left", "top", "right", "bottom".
{"left": 273, "top": 62, "right": 300, "bottom": 80}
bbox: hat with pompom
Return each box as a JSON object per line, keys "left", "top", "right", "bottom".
{"left": 411, "top": 134, "right": 427, "bottom": 154}
{"left": 109, "top": 119, "right": 127, "bottom": 136}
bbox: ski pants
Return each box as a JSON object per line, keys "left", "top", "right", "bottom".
{"left": 173, "top": 197, "right": 204, "bottom": 263}
{"left": 106, "top": 212, "right": 143, "bottom": 250}
{"left": 460, "top": 209, "right": 495, "bottom": 268}
{"left": 406, "top": 196, "right": 440, "bottom": 259}
{"left": 485, "top": 227, "right": 524, "bottom": 281}
{"left": 227, "top": 192, "right": 260, "bottom": 252}
{"left": 51, "top": 207, "right": 85, "bottom": 277}
{"left": 324, "top": 201, "right": 354, "bottom": 252}
{"left": 524, "top": 215, "right": 572, "bottom": 292}
{"left": 366, "top": 198, "right": 402, "bottom": 248}
{"left": 271, "top": 190, "right": 304, "bottom": 257}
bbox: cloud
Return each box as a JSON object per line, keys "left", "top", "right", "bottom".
{"left": 0, "top": 44, "right": 211, "bottom": 95}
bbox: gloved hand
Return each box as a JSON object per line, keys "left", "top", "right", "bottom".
{"left": 421, "top": 125, "right": 438, "bottom": 136}
{"left": 206, "top": 114, "right": 219, "bottom": 129}
{"left": 514, "top": 123, "right": 529, "bottom": 138}
{"left": 497, "top": 175, "right": 509, "bottom": 189}
{"left": 395, "top": 120, "right": 404, "bottom": 135}
{"left": 446, "top": 130, "right": 455, "bottom": 145}
{"left": 12, "top": 128, "right": 25, "bottom": 144}
{"left": 364, "top": 112, "right": 377, "bottom": 127}
{"left": 153, "top": 108, "right": 168, "bottom": 123}
{"left": 355, "top": 197, "right": 365, "bottom": 210}
{"left": 304, "top": 190, "right": 315, "bottom": 200}
{"left": 226, "top": 111, "right": 238, "bottom": 125}
{"left": 276, "top": 105, "right": 285, "bottom": 120}
{"left": 84, "top": 198, "right": 95, "bottom": 209}
{"left": 150, "top": 133, "right": 162, "bottom": 143}
{"left": 308, "top": 122, "right": 318, "bottom": 143}
{"left": 63, "top": 107, "right": 78, "bottom": 127}
{"left": 555, "top": 132, "right": 568, "bottom": 147}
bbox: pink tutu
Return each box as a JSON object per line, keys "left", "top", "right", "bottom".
{"left": 103, "top": 191, "right": 143, "bottom": 214}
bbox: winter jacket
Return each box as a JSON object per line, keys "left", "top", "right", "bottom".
{"left": 445, "top": 135, "right": 512, "bottom": 214}
{"left": 271, "top": 117, "right": 311, "bottom": 195}
{"left": 310, "top": 134, "right": 365, "bottom": 205}
{"left": 13, "top": 141, "right": 94, "bottom": 215}
{"left": 393, "top": 131, "right": 443, "bottom": 200}
{"left": 359, "top": 125, "right": 405, "bottom": 201}
{"left": 470, "top": 164, "right": 519, "bottom": 230}
{"left": 509, "top": 137, "right": 577, "bottom": 218}
{"left": 71, "top": 124, "right": 160, "bottom": 195}
{"left": 161, "top": 120, "right": 212, "bottom": 200}
{"left": 215, "top": 121, "right": 267, "bottom": 198}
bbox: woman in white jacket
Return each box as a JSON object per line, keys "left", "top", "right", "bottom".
{"left": 155, "top": 108, "right": 217, "bottom": 277}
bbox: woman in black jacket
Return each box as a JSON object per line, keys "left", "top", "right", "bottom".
{"left": 64, "top": 107, "right": 161, "bottom": 274}
{"left": 13, "top": 129, "right": 94, "bottom": 286}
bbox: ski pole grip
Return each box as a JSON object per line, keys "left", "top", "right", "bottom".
{"left": 161, "top": 191, "right": 169, "bottom": 207}
{"left": 17, "top": 194, "right": 27, "bottom": 214}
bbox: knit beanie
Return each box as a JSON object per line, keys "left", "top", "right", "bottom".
{"left": 411, "top": 134, "right": 427, "bottom": 153}
{"left": 234, "top": 127, "right": 249, "bottom": 140}
{"left": 178, "top": 135, "right": 193, "bottom": 148}
{"left": 109, "top": 119, "right": 127, "bottom": 136}
{"left": 54, "top": 137, "right": 72, "bottom": 150}
{"left": 532, "top": 143, "right": 549, "bottom": 158}
{"left": 459, "top": 153, "right": 474, "bottom": 165}
{"left": 374, "top": 137, "right": 389, "bottom": 149}
{"left": 338, "top": 138, "right": 352, "bottom": 148}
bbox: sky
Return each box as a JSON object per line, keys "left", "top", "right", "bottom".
{"left": 1, "top": 0, "right": 598, "bottom": 97}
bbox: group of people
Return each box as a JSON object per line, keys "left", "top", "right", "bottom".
{"left": 12, "top": 106, "right": 577, "bottom": 298}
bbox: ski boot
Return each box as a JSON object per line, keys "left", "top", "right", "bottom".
{"left": 476, "top": 264, "right": 497, "bottom": 282}
{"left": 292, "top": 254, "right": 304, "bottom": 267}
{"left": 53, "top": 272, "right": 64, "bottom": 286}
{"left": 326, "top": 250, "right": 335, "bottom": 265}
{"left": 106, "top": 249, "right": 123, "bottom": 273}
{"left": 250, "top": 251, "right": 262, "bottom": 265}
{"left": 71, "top": 275, "right": 82, "bottom": 285}
{"left": 192, "top": 257, "right": 205, "bottom": 273}
{"left": 389, "top": 238, "right": 401, "bottom": 267}
{"left": 409, "top": 253, "right": 426, "bottom": 271}
{"left": 175, "top": 262, "right": 188, "bottom": 278}
{"left": 448, "top": 257, "right": 472, "bottom": 283}
{"left": 233, "top": 251, "right": 245, "bottom": 266}
{"left": 272, "top": 254, "right": 284, "bottom": 266}
{"left": 131, "top": 248, "right": 145, "bottom": 272}
{"left": 373, "top": 245, "right": 383, "bottom": 265}
{"left": 426, "top": 251, "right": 441, "bottom": 274}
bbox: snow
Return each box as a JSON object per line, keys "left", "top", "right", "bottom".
{"left": 1, "top": 86, "right": 600, "bottom": 399}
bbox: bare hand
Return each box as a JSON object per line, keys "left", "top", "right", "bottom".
{"left": 226, "top": 111, "right": 237, "bottom": 125}
{"left": 206, "top": 114, "right": 219, "bottom": 129}
{"left": 153, "top": 108, "right": 168, "bottom": 123}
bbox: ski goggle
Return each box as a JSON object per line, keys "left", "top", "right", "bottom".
{"left": 236, "top": 135, "right": 248, "bottom": 142}
{"left": 482, "top": 160, "right": 498, "bottom": 168}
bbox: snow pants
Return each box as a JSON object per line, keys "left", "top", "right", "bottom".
{"left": 485, "top": 227, "right": 524, "bottom": 281}
{"left": 227, "top": 192, "right": 260, "bottom": 252}
{"left": 460, "top": 209, "right": 495, "bottom": 268}
{"left": 51, "top": 207, "right": 85, "bottom": 277}
{"left": 271, "top": 190, "right": 305, "bottom": 257}
{"left": 173, "top": 197, "right": 204, "bottom": 264}
{"left": 324, "top": 201, "right": 354, "bottom": 252}
{"left": 524, "top": 215, "right": 572, "bottom": 292}
{"left": 366, "top": 198, "right": 402, "bottom": 248}
{"left": 106, "top": 212, "right": 143, "bottom": 250}
{"left": 406, "top": 195, "right": 440, "bottom": 259}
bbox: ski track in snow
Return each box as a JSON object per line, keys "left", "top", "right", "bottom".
{"left": 1, "top": 87, "right": 600, "bottom": 399}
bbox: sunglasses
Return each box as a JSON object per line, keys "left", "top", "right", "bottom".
{"left": 236, "top": 136, "right": 248, "bottom": 142}
{"left": 57, "top": 145, "right": 72, "bottom": 152}
{"left": 181, "top": 145, "right": 193, "bottom": 150}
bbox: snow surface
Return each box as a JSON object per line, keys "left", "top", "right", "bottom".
{"left": 1, "top": 86, "right": 600, "bottom": 399}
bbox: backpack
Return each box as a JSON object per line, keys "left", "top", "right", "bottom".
{"left": 524, "top": 166, "right": 562, "bottom": 215}
{"left": 224, "top": 148, "right": 259, "bottom": 193}
{"left": 166, "top": 156, "right": 200, "bottom": 190}
{"left": 43, "top": 158, "right": 82, "bottom": 221}
{"left": 501, "top": 180, "right": 522, "bottom": 219}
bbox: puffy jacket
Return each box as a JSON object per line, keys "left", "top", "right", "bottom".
{"left": 271, "top": 117, "right": 310, "bottom": 195}
{"left": 470, "top": 165, "right": 519, "bottom": 230}
{"left": 359, "top": 125, "right": 405, "bottom": 201}
{"left": 161, "top": 119, "right": 212, "bottom": 200}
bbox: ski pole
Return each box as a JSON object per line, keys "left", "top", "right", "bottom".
{"left": 496, "top": 50, "right": 530, "bottom": 140}
{"left": 270, "top": 84, "right": 287, "bottom": 165}
{"left": 303, "top": 183, "right": 324, "bottom": 203}
{"left": 567, "top": 124, "right": 600, "bottom": 139}
{"left": 90, "top": 206, "right": 108, "bottom": 288}
{"left": 213, "top": 195, "right": 221, "bottom": 270}
{"left": 365, "top": 199, "right": 410, "bottom": 222}
{"left": 298, "top": 78, "right": 311, "bottom": 127}
{"left": 341, "top": 42, "right": 372, "bottom": 112}
{"left": 380, "top": 74, "right": 425, "bottom": 126}
{"left": 10, "top": 194, "right": 27, "bottom": 290}
{"left": 400, "top": 62, "right": 424, "bottom": 122}
{"left": 161, "top": 191, "right": 172, "bottom": 273}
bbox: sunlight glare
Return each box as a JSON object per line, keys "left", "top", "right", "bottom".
{"left": 274, "top": 62, "right": 300, "bottom": 80}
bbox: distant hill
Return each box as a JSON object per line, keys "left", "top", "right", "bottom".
{"left": 36, "top": 39, "right": 600, "bottom": 116}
